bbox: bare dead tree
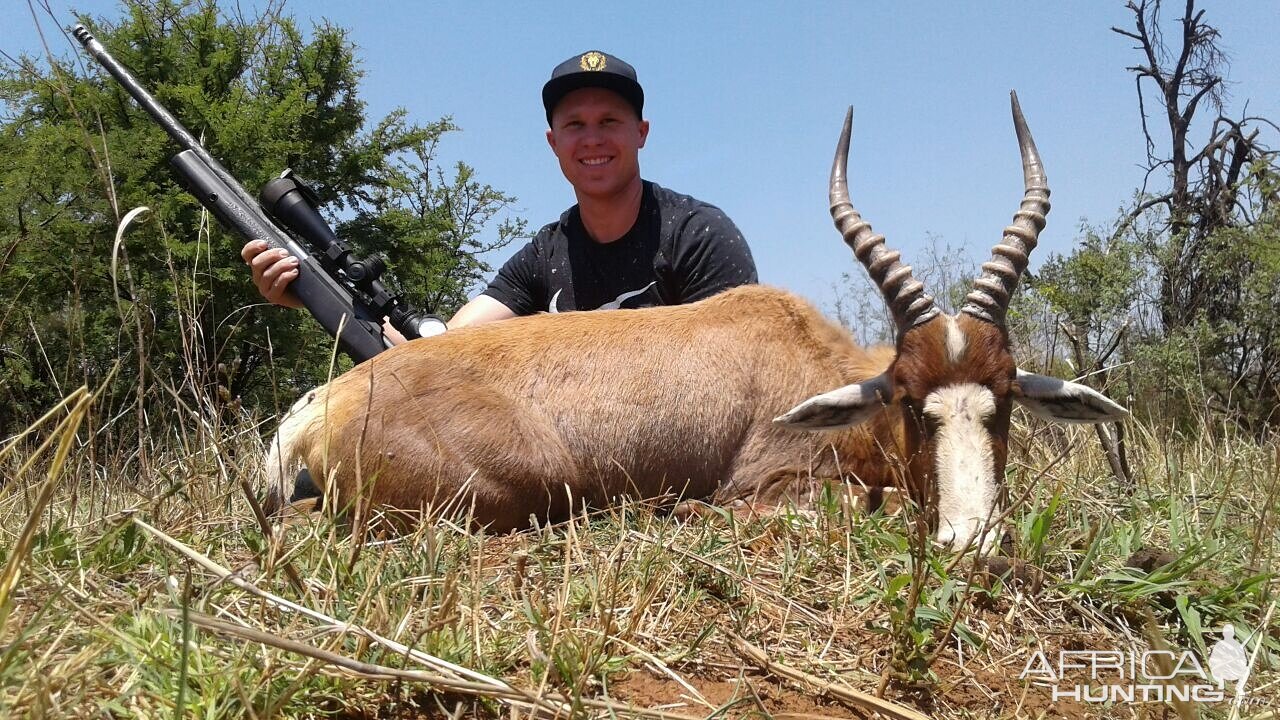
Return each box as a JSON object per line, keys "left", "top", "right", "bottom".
{"left": 1112, "top": 0, "right": 1276, "bottom": 326}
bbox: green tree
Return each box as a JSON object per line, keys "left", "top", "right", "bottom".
{"left": 1027, "top": 227, "right": 1144, "bottom": 485}
{"left": 1029, "top": 0, "right": 1278, "bottom": 436}
{"left": 0, "top": 0, "right": 522, "bottom": 433}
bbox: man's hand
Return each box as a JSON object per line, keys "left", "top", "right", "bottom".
{"left": 242, "top": 239, "right": 303, "bottom": 308}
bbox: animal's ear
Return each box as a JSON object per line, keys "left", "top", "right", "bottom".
{"left": 774, "top": 373, "right": 892, "bottom": 430}
{"left": 1013, "top": 369, "right": 1129, "bottom": 423}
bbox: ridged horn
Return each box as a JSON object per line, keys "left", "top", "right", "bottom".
{"left": 830, "top": 107, "right": 938, "bottom": 331}
{"left": 961, "top": 91, "right": 1050, "bottom": 325}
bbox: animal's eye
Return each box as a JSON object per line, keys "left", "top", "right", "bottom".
{"left": 902, "top": 399, "right": 934, "bottom": 433}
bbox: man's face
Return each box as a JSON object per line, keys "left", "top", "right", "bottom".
{"left": 546, "top": 87, "right": 649, "bottom": 202}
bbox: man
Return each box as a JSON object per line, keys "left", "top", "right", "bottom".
{"left": 243, "top": 50, "right": 756, "bottom": 335}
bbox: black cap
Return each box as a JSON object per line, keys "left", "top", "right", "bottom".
{"left": 542, "top": 51, "right": 644, "bottom": 126}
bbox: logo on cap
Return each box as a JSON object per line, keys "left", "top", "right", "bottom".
{"left": 579, "top": 51, "right": 607, "bottom": 72}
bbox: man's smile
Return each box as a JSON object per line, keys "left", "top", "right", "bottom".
{"left": 581, "top": 156, "right": 612, "bottom": 166}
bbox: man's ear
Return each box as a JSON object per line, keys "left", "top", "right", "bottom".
{"left": 546, "top": 128, "right": 557, "bottom": 153}
{"left": 637, "top": 119, "right": 650, "bottom": 149}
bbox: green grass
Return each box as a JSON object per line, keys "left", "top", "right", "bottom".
{"left": 1, "top": 386, "right": 1277, "bottom": 718}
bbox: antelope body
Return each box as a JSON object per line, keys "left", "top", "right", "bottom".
{"left": 264, "top": 96, "right": 1128, "bottom": 549}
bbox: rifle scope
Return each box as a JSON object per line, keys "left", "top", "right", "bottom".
{"left": 260, "top": 171, "right": 447, "bottom": 341}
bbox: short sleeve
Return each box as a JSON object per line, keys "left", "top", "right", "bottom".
{"left": 482, "top": 238, "right": 545, "bottom": 316}
{"left": 669, "top": 206, "right": 758, "bottom": 303}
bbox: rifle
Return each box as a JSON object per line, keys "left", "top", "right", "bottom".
{"left": 73, "top": 24, "right": 446, "bottom": 364}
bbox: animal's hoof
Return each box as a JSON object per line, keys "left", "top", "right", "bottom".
{"left": 289, "top": 467, "right": 323, "bottom": 504}
{"left": 671, "top": 500, "right": 712, "bottom": 521}
{"left": 276, "top": 497, "right": 322, "bottom": 528}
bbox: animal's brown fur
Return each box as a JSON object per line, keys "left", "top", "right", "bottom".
{"left": 265, "top": 284, "right": 904, "bottom": 530}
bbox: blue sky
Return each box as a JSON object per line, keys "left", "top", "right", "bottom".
{"left": 6, "top": 1, "right": 1279, "bottom": 311}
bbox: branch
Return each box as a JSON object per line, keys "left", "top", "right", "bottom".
{"left": 1168, "top": 0, "right": 1201, "bottom": 94}
{"left": 1135, "top": 75, "right": 1159, "bottom": 163}
{"left": 1222, "top": 127, "right": 1260, "bottom": 191}
{"left": 1056, "top": 320, "right": 1134, "bottom": 489}
{"left": 1109, "top": 193, "right": 1174, "bottom": 245}
{"left": 1112, "top": 27, "right": 1145, "bottom": 42}
{"left": 1115, "top": 1, "right": 1170, "bottom": 97}
{"left": 1180, "top": 76, "right": 1222, "bottom": 126}
{"left": 1097, "top": 319, "right": 1132, "bottom": 366}
{"left": 1187, "top": 118, "right": 1235, "bottom": 167}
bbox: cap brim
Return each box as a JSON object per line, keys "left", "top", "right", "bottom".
{"left": 543, "top": 73, "right": 644, "bottom": 123}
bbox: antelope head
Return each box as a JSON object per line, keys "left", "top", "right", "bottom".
{"left": 777, "top": 94, "right": 1128, "bottom": 551}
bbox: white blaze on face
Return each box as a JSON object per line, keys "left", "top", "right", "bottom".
{"left": 943, "top": 315, "right": 967, "bottom": 364}
{"left": 924, "top": 383, "right": 998, "bottom": 550}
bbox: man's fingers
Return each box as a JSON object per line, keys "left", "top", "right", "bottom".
{"left": 258, "top": 255, "right": 298, "bottom": 290}
{"left": 240, "top": 239, "right": 269, "bottom": 263}
{"left": 258, "top": 266, "right": 301, "bottom": 307}
{"left": 251, "top": 248, "right": 293, "bottom": 275}
{"left": 267, "top": 267, "right": 300, "bottom": 301}
{"left": 243, "top": 240, "right": 302, "bottom": 308}
{"left": 251, "top": 251, "right": 296, "bottom": 290}
{"left": 251, "top": 250, "right": 300, "bottom": 305}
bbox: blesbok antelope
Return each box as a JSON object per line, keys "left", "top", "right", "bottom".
{"left": 264, "top": 93, "right": 1128, "bottom": 549}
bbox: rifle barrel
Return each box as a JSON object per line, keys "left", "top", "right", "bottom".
{"left": 73, "top": 25, "right": 275, "bottom": 242}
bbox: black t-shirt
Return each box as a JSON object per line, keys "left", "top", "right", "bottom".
{"left": 482, "top": 181, "right": 757, "bottom": 314}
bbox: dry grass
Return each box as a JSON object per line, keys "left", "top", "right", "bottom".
{"left": 8, "top": 6, "right": 1277, "bottom": 715}
{"left": 1, "top": 378, "right": 1277, "bottom": 719}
